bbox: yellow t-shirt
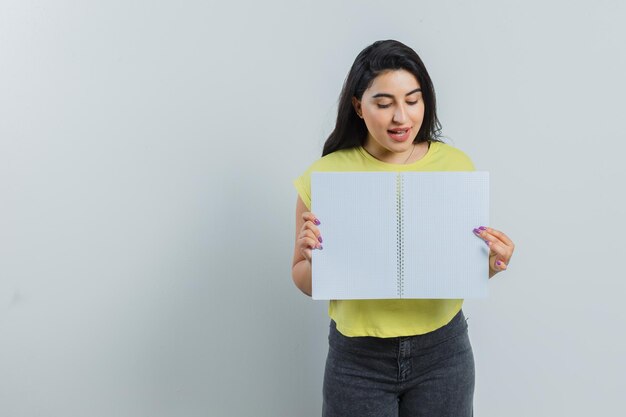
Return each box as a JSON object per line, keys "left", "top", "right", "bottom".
{"left": 293, "top": 140, "right": 476, "bottom": 338}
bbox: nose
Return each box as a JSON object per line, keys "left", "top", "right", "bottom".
{"left": 392, "top": 103, "right": 408, "bottom": 124}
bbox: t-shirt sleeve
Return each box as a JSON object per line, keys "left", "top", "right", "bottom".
{"left": 452, "top": 147, "right": 476, "bottom": 171}
{"left": 465, "top": 156, "right": 476, "bottom": 171}
{"left": 293, "top": 167, "right": 312, "bottom": 210}
{"left": 293, "top": 154, "right": 332, "bottom": 211}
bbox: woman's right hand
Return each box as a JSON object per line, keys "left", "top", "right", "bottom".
{"left": 297, "top": 211, "right": 323, "bottom": 263}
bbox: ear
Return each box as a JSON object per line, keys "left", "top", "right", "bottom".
{"left": 351, "top": 97, "right": 362, "bottom": 118}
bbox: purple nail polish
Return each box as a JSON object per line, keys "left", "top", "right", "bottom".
{"left": 318, "top": 235, "right": 323, "bottom": 243}
{"left": 485, "top": 240, "right": 490, "bottom": 246}
{"left": 473, "top": 228, "right": 481, "bottom": 234}
{"left": 479, "top": 226, "right": 487, "bottom": 231}
{"left": 496, "top": 260, "right": 501, "bottom": 266}
{"left": 314, "top": 219, "right": 321, "bottom": 225}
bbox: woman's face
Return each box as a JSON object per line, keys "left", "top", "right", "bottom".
{"left": 352, "top": 69, "right": 425, "bottom": 161}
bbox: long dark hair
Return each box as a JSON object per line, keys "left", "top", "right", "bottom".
{"left": 322, "top": 40, "right": 443, "bottom": 157}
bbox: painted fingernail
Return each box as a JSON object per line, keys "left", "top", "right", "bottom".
{"left": 496, "top": 260, "right": 501, "bottom": 266}
{"left": 314, "top": 219, "right": 321, "bottom": 225}
{"left": 473, "top": 228, "right": 481, "bottom": 235}
{"left": 319, "top": 245, "right": 323, "bottom": 250}
{"left": 479, "top": 226, "right": 487, "bottom": 231}
{"left": 485, "top": 240, "right": 491, "bottom": 246}
{"left": 318, "top": 235, "right": 323, "bottom": 243}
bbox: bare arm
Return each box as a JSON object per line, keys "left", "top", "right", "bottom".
{"left": 291, "top": 196, "right": 322, "bottom": 296}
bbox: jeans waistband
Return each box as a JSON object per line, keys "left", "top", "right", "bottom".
{"left": 328, "top": 309, "right": 468, "bottom": 357}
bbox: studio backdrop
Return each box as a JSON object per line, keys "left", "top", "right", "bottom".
{"left": 1, "top": 1, "right": 624, "bottom": 416}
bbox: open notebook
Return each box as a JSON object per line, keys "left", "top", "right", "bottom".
{"left": 310, "top": 171, "right": 489, "bottom": 300}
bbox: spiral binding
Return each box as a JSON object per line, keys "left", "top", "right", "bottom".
{"left": 396, "top": 172, "right": 404, "bottom": 298}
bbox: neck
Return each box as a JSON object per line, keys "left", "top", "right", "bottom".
{"left": 363, "top": 141, "right": 427, "bottom": 164}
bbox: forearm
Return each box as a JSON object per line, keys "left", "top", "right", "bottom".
{"left": 291, "top": 260, "right": 312, "bottom": 296}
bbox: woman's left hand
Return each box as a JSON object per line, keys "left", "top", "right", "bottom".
{"left": 473, "top": 226, "right": 515, "bottom": 277}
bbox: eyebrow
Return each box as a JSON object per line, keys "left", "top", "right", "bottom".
{"left": 372, "top": 88, "right": 422, "bottom": 99}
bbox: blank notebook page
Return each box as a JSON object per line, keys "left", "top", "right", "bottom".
{"left": 311, "top": 171, "right": 489, "bottom": 300}
{"left": 402, "top": 172, "right": 490, "bottom": 298}
{"left": 311, "top": 172, "right": 398, "bottom": 300}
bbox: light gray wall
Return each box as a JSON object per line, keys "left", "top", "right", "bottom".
{"left": 1, "top": 1, "right": 624, "bottom": 416}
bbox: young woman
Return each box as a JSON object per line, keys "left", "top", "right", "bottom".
{"left": 292, "top": 39, "right": 515, "bottom": 417}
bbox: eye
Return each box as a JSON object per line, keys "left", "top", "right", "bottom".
{"left": 377, "top": 100, "right": 418, "bottom": 109}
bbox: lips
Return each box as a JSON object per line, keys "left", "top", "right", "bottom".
{"left": 387, "top": 127, "right": 411, "bottom": 133}
{"left": 387, "top": 127, "right": 411, "bottom": 141}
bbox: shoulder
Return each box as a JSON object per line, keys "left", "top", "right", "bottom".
{"left": 306, "top": 147, "right": 361, "bottom": 171}
{"left": 431, "top": 141, "right": 476, "bottom": 171}
{"left": 292, "top": 147, "right": 361, "bottom": 210}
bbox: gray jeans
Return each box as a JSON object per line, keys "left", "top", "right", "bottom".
{"left": 322, "top": 309, "right": 474, "bottom": 417}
